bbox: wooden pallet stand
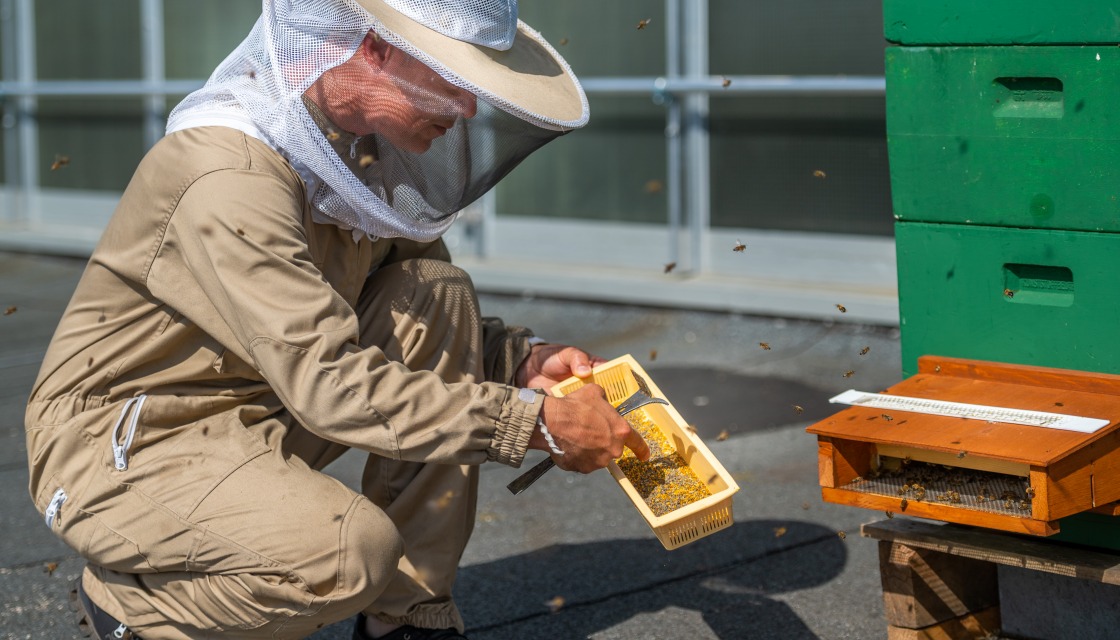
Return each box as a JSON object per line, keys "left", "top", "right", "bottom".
{"left": 807, "top": 356, "right": 1120, "bottom": 536}
{"left": 863, "top": 518, "right": 1120, "bottom": 640}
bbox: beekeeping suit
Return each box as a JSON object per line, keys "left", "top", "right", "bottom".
{"left": 25, "top": 2, "right": 648, "bottom": 639}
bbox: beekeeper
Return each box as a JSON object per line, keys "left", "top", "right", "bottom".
{"left": 25, "top": 1, "right": 649, "bottom": 639}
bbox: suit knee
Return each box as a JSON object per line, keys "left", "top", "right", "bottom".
{"left": 334, "top": 497, "right": 402, "bottom": 607}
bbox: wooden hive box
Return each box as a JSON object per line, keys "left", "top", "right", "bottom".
{"left": 806, "top": 356, "right": 1120, "bottom": 536}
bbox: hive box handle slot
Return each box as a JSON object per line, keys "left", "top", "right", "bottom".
{"left": 993, "top": 77, "right": 1064, "bottom": 119}
{"left": 1003, "top": 263, "right": 1074, "bottom": 307}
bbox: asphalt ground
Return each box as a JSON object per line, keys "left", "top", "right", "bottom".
{"left": 0, "top": 251, "right": 905, "bottom": 640}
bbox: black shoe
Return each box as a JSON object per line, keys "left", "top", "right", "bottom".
{"left": 353, "top": 613, "right": 468, "bottom": 640}
{"left": 69, "top": 575, "right": 142, "bottom": 640}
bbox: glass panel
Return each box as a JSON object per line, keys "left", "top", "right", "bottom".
{"left": 499, "top": 1, "right": 667, "bottom": 222}
{"left": 710, "top": 99, "right": 891, "bottom": 235}
{"left": 37, "top": 0, "right": 141, "bottom": 80}
{"left": 518, "top": 0, "right": 665, "bottom": 77}
{"left": 497, "top": 96, "right": 667, "bottom": 223}
{"left": 38, "top": 98, "right": 144, "bottom": 191}
{"left": 164, "top": 0, "right": 260, "bottom": 80}
{"left": 709, "top": 0, "right": 891, "bottom": 235}
{"left": 710, "top": 0, "right": 884, "bottom": 75}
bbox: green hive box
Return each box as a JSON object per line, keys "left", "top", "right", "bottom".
{"left": 887, "top": 46, "right": 1120, "bottom": 232}
{"left": 896, "top": 222, "right": 1120, "bottom": 379}
{"left": 884, "top": 0, "right": 1120, "bottom": 45}
{"left": 896, "top": 221, "right": 1120, "bottom": 549}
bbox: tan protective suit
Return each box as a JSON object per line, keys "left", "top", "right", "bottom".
{"left": 25, "top": 125, "right": 543, "bottom": 639}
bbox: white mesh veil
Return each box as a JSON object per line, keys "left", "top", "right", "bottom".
{"left": 167, "top": 0, "right": 589, "bottom": 242}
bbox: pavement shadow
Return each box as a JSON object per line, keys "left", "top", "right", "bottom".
{"left": 648, "top": 367, "right": 840, "bottom": 439}
{"left": 455, "top": 519, "right": 846, "bottom": 639}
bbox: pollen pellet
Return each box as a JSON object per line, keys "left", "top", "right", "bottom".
{"left": 616, "top": 411, "right": 711, "bottom": 517}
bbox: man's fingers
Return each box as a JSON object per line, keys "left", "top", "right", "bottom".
{"left": 623, "top": 424, "right": 651, "bottom": 461}
{"left": 571, "top": 382, "right": 607, "bottom": 401}
{"left": 565, "top": 348, "right": 594, "bottom": 377}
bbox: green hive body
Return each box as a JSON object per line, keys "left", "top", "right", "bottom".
{"left": 886, "top": 2, "right": 1120, "bottom": 550}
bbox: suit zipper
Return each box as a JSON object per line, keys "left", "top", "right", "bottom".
{"left": 44, "top": 488, "right": 67, "bottom": 528}
{"left": 110, "top": 395, "right": 147, "bottom": 471}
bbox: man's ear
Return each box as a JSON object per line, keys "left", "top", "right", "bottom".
{"left": 362, "top": 30, "right": 392, "bottom": 68}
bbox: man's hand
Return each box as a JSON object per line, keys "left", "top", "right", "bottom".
{"left": 516, "top": 344, "right": 605, "bottom": 390}
{"left": 529, "top": 385, "right": 652, "bottom": 473}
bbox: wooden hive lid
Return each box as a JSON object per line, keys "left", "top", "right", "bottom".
{"left": 806, "top": 356, "right": 1120, "bottom": 467}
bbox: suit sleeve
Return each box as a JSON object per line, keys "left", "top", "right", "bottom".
{"left": 384, "top": 239, "right": 537, "bottom": 386}
{"left": 145, "top": 168, "right": 539, "bottom": 467}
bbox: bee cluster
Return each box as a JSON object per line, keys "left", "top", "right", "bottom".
{"left": 847, "top": 457, "right": 1034, "bottom": 516}
{"left": 616, "top": 411, "right": 711, "bottom": 517}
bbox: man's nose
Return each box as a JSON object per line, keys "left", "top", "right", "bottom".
{"left": 450, "top": 86, "right": 478, "bottom": 119}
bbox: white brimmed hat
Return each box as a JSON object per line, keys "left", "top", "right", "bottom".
{"left": 167, "top": 0, "right": 588, "bottom": 243}
{"left": 356, "top": 0, "right": 588, "bottom": 129}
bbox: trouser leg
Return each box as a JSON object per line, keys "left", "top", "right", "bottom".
{"left": 354, "top": 259, "right": 485, "bottom": 631}
{"left": 68, "top": 407, "right": 402, "bottom": 640}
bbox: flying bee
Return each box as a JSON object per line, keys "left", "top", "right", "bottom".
{"left": 545, "top": 595, "right": 565, "bottom": 613}
{"left": 649, "top": 348, "right": 658, "bottom": 361}
{"left": 957, "top": 451, "right": 967, "bottom": 459}
{"left": 900, "top": 498, "right": 909, "bottom": 510}
{"left": 663, "top": 262, "right": 677, "bottom": 274}
{"left": 636, "top": 18, "right": 651, "bottom": 29}
{"left": 1003, "top": 288, "right": 1015, "bottom": 298}
{"left": 842, "top": 370, "right": 855, "bottom": 378}
{"left": 859, "top": 346, "right": 871, "bottom": 356}
{"left": 934, "top": 365, "right": 942, "bottom": 373}
{"left": 721, "top": 76, "right": 731, "bottom": 88}
{"left": 3, "top": 306, "right": 15, "bottom": 316}
{"left": 813, "top": 169, "right": 827, "bottom": 179}
{"left": 836, "top": 304, "right": 847, "bottom": 313}
{"left": 326, "top": 129, "right": 341, "bottom": 141}
{"left": 882, "top": 414, "right": 893, "bottom": 422}
{"left": 885, "top": 511, "right": 894, "bottom": 519}
{"left": 801, "top": 502, "right": 810, "bottom": 510}
{"left": 792, "top": 404, "right": 804, "bottom": 415}
{"left": 773, "top": 526, "right": 787, "bottom": 538}
{"left": 1025, "top": 486, "right": 1036, "bottom": 499}
{"left": 644, "top": 179, "right": 664, "bottom": 194}
{"left": 837, "top": 530, "right": 847, "bottom": 540}
{"left": 559, "top": 37, "right": 569, "bottom": 45}
{"left": 759, "top": 342, "right": 771, "bottom": 350}
{"left": 733, "top": 240, "right": 746, "bottom": 252}
{"left": 50, "top": 154, "right": 70, "bottom": 171}
{"left": 433, "top": 489, "right": 456, "bottom": 510}
{"left": 44, "top": 562, "right": 58, "bottom": 576}
{"left": 716, "top": 429, "right": 730, "bottom": 441}
{"left": 359, "top": 154, "right": 376, "bottom": 168}
{"left": 1054, "top": 402, "right": 1064, "bottom": 407}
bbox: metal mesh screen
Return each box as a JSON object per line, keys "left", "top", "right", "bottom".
{"left": 843, "top": 459, "right": 1034, "bottom": 518}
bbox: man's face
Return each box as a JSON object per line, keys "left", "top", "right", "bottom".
{"left": 307, "top": 32, "right": 478, "bottom": 154}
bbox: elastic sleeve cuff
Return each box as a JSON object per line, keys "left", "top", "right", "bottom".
{"left": 487, "top": 387, "right": 544, "bottom": 468}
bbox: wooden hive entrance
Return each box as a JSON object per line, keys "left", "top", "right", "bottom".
{"left": 807, "top": 356, "right": 1120, "bottom": 536}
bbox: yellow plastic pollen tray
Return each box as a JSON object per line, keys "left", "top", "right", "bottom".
{"left": 552, "top": 354, "right": 739, "bottom": 550}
